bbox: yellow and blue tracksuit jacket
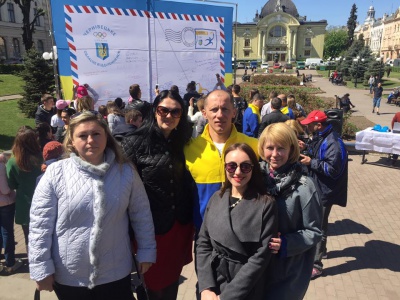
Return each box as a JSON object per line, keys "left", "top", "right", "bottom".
{"left": 242, "top": 103, "right": 261, "bottom": 137}
{"left": 184, "top": 124, "right": 258, "bottom": 229}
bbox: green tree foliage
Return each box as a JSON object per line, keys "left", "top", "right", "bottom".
{"left": 368, "top": 60, "right": 385, "bottom": 80}
{"left": 324, "top": 29, "right": 348, "bottom": 59}
{"left": 18, "top": 49, "right": 54, "bottom": 118}
{"left": 338, "top": 39, "right": 364, "bottom": 77}
{"left": 347, "top": 4, "right": 358, "bottom": 48}
{"left": 349, "top": 46, "right": 373, "bottom": 82}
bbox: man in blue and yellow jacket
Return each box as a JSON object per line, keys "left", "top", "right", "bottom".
{"left": 184, "top": 90, "right": 258, "bottom": 230}
{"left": 242, "top": 93, "right": 264, "bottom": 137}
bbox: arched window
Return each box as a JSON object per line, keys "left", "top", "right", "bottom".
{"left": 269, "top": 26, "right": 286, "bottom": 38}
{"left": 37, "top": 40, "right": 44, "bottom": 54}
{"left": 0, "top": 37, "right": 7, "bottom": 60}
{"left": 12, "top": 38, "right": 20, "bottom": 57}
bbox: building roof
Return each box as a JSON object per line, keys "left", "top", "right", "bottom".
{"left": 260, "top": 0, "right": 299, "bottom": 18}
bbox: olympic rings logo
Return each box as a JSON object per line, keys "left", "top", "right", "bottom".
{"left": 93, "top": 32, "right": 107, "bottom": 39}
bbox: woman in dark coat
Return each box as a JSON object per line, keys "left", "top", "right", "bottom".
{"left": 196, "top": 143, "right": 278, "bottom": 300}
{"left": 121, "top": 90, "right": 194, "bottom": 300}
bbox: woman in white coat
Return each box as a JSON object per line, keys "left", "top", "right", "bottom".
{"left": 29, "top": 111, "right": 156, "bottom": 300}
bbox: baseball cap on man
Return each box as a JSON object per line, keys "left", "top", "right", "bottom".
{"left": 77, "top": 85, "right": 89, "bottom": 98}
{"left": 300, "top": 110, "right": 327, "bottom": 125}
{"left": 56, "top": 99, "right": 71, "bottom": 110}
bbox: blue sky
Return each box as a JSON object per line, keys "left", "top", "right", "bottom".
{"left": 168, "top": 0, "right": 398, "bottom": 27}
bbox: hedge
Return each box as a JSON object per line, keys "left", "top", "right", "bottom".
{"left": 0, "top": 64, "right": 24, "bottom": 74}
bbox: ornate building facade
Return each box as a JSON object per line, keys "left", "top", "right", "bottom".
{"left": 355, "top": 5, "right": 400, "bottom": 60}
{"left": 0, "top": 0, "right": 52, "bottom": 62}
{"left": 233, "top": 0, "right": 327, "bottom": 63}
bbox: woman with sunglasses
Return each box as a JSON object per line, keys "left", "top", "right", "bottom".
{"left": 258, "top": 123, "right": 322, "bottom": 300}
{"left": 122, "top": 90, "right": 194, "bottom": 300}
{"left": 29, "top": 111, "right": 156, "bottom": 299}
{"left": 196, "top": 143, "right": 278, "bottom": 300}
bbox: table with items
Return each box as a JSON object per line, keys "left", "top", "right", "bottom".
{"left": 355, "top": 127, "right": 400, "bottom": 164}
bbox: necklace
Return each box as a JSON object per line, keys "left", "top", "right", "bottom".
{"left": 230, "top": 197, "right": 243, "bottom": 208}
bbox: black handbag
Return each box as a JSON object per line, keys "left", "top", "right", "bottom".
{"left": 132, "top": 257, "right": 149, "bottom": 300}
{"left": 34, "top": 289, "right": 40, "bottom": 300}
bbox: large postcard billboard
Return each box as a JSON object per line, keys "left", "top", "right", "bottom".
{"left": 50, "top": 0, "right": 233, "bottom": 104}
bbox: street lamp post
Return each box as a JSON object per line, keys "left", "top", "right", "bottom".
{"left": 327, "top": 57, "right": 332, "bottom": 78}
{"left": 42, "top": 46, "right": 60, "bottom": 97}
{"left": 353, "top": 56, "right": 365, "bottom": 88}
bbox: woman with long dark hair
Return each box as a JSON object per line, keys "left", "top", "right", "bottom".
{"left": 122, "top": 90, "right": 194, "bottom": 300}
{"left": 6, "top": 126, "right": 42, "bottom": 251}
{"left": 36, "top": 122, "right": 53, "bottom": 150}
{"left": 196, "top": 143, "right": 278, "bottom": 300}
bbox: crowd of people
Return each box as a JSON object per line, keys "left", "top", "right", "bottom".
{"left": 0, "top": 76, "right": 351, "bottom": 300}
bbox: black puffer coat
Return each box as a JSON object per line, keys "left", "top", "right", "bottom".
{"left": 122, "top": 129, "right": 194, "bottom": 235}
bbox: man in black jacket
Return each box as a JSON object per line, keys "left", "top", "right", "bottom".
{"left": 300, "top": 110, "right": 348, "bottom": 279}
{"left": 372, "top": 82, "right": 383, "bottom": 115}
{"left": 258, "top": 97, "right": 289, "bottom": 137}
{"left": 35, "top": 94, "right": 55, "bottom": 125}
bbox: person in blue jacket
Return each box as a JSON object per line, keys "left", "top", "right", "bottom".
{"left": 300, "top": 110, "right": 348, "bottom": 279}
{"left": 242, "top": 93, "right": 264, "bottom": 137}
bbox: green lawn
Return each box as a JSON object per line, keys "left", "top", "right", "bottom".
{"left": 0, "top": 100, "right": 35, "bottom": 151}
{"left": 0, "top": 74, "right": 24, "bottom": 96}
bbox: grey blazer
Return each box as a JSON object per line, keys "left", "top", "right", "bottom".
{"left": 196, "top": 189, "right": 278, "bottom": 300}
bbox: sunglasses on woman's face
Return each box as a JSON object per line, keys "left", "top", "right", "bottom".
{"left": 225, "top": 162, "right": 254, "bottom": 174}
{"left": 156, "top": 106, "right": 182, "bottom": 118}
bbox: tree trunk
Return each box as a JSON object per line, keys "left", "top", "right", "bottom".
{"left": 15, "top": 0, "right": 44, "bottom": 51}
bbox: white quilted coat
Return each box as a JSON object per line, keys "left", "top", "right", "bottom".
{"left": 29, "top": 148, "right": 156, "bottom": 288}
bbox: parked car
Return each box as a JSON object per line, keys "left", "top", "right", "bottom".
{"left": 284, "top": 63, "right": 293, "bottom": 69}
{"left": 261, "top": 62, "right": 269, "bottom": 69}
{"left": 309, "top": 63, "right": 317, "bottom": 70}
{"left": 236, "top": 62, "right": 246, "bottom": 69}
{"left": 305, "top": 58, "right": 324, "bottom": 68}
{"left": 273, "top": 63, "right": 281, "bottom": 69}
{"left": 296, "top": 61, "right": 305, "bottom": 70}
{"left": 250, "top": 61, "right": 258, "bottom": 69}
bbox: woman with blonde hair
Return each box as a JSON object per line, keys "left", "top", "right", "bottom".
{"left": 29, "top": 111, "right": 156, "bottom": 299}
{"left": 76, "top": 95, "right": 94, "bottom": 112}
{"left": 6, "top": 126, "right": 42, "bottom": 252}
{"left": 284, "top": 119, "right": 304, "bottom": 137}
{"left": 259, "top": 122, "right": 322, "bottom": 300}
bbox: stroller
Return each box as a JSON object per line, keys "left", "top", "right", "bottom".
{"left": 335, "top": 94, "right": 355, "bottom": 114}
{"left": 333, "top": 73, "right": 343, "bottom": 85}
{"left": 242, "top": 74, "right": 251, "bottom": 82}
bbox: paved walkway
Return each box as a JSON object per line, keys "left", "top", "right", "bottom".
{"left": 0, "top": 94, "right": 23, "bottom": 102}
{"left": 1, "top": 73, "right": 400, "bottom": 299}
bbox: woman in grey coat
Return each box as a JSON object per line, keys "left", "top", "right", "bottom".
{"left": 259, "top": 123, "right": 322, "bottom": 300}
{"left": 196, "top": 143, "right": 278, "bottom": 300}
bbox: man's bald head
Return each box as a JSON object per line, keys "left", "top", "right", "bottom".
{"left": 204, "top": 89, "right": 234, "bottom": 108}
